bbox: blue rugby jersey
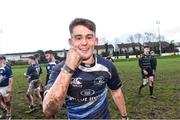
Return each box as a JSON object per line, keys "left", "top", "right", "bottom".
{"left": 0, "top": 65, "right": 13, "bottom": 87}
{"left": 26, "top": 63, "right": 41, "bottom": 82}
{"left": 45, "top": 60, "right": 60, "bottom": 85}
{"left": 48, "top": 55, "right": 122, "bottom": 119}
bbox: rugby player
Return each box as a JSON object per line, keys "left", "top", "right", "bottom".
{"left": 25, "top": 56, "right": 42, "bottom": 111}
{"left": 0, "top": 56, "right": 13, "bottom": 120}
{"left": 138, "top": 45, "right": 157, "bottom": 99}
{"left": 43, "top": 18, "right": 128, "bottom": 119}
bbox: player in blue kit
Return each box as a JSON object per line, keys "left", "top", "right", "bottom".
{"left": 0, "top": 56, "right": 13, "bottom": 120}
{"left": 24, "top": 56, "right": 42, "bottom": 111}
{"left": 45, "top": 50, "right": 60, "bottom": 86}
{"left": 34, "top": 53, "right": 42, "bottom": 77}
{"left": 43, "top": 18, "right": 128, "bottom": 119}
{"left": 2, "top": 56, "right": 11, "bottom": 69}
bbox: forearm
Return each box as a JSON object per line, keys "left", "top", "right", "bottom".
{"left": 111, "top": 88, "right": 127, "bottom": 117}
{"left": 8, "top": 78, "right": 13, "bottom": 90}
{"left": 43, "top": 71, "right": 72, "bottom": 118}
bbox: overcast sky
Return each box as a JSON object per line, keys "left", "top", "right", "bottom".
{"left": 1, "top": 0, "right": 180, "bottom": 54}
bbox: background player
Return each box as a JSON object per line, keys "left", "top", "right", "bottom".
{"left": 138, "top": 45, "right": 157, "bottom": 99}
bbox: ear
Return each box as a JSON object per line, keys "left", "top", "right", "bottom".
{"left": 95, "top": 37, "right": 99, "bottom": 46}
{"left": 68, "top": 38, "right": 73, "bottom": 47}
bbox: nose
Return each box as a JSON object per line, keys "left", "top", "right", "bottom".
{"left": 81, "top": 38, "right": 88, "bottom": 45}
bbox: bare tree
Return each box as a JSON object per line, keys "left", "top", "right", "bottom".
{"left": 99, "top": 37, "right": 108, "bottom": 45}
{"left": 127, "top": 35, "right": 136, "bottom": 54}
{"left": 144, "top": 32, "right": 157, "bottom": 42}
{"left": 134, "top": 33, "right": 143, "bottom": 52}
{"left": 113, "top": 37, "right": 121, "bottom": 51}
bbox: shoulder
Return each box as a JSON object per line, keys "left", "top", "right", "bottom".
{"left": 0, "top": 66, "right": 6, "bottom": 72}
{"left": 97, "top": 56, "right": 111, "bottom": 64}
{"left": 48, "top": 61, "right": 65, "bottom": 85}
{"left": 4, "top": 65, "right": 11, "bottom": 71}
{"left": 55, "top": 60, "right": 60, "bottom": 64}
{"left": 52, "top": 61, "right": 65, "bottom": 72}
{"left": 4, "top": 65, "right": 12, "bottom": 74}
{"left": 96, "top": 56, "right": 116, "bottom": 70}
{"left": 139, "top": 54, "right": 145, "bottom": 58}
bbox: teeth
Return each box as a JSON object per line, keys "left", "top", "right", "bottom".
{"left": 80, "top": 49, "right": 88, "bottom": 51}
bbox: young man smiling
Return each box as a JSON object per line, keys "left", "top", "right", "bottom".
{"left": 43, "top": 18, "right": 128, "bottom": 119}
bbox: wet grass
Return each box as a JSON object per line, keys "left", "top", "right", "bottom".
{"left": 5, "top": 56, "right": 180, "bottom": 119}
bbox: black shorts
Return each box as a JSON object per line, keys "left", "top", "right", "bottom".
{"left": 141, "top": 69, "right": 153, "bottom": 79}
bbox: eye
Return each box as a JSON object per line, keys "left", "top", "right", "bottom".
{"left": 86, "top": 35, "right": 94, "bottom": 40}
{"left": 87, "top": 36, "right": 93, "bottom": 39}
{"left": 74, "top": 36, "right": 82, "bottom": 40}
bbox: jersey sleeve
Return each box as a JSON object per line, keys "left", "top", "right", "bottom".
{"left": 26, "top": 66, "right": 31, "bottom": 76}
{"left": 138, "top": 57, "right": 142, "bottom": 68}
{"left": 47, "top": 62, "right": 64, "bottom": 88}
{"left": 151, "top": 56, "right": 157, "bottom": 70}
{"left": 107, "top": 63, "right": 122, "bottom": 90}
{"left": 46, "top": 64, "right": 48, "bottom": 72}
{"left": 5, "top": 66, "right": 13, "bottom": 79}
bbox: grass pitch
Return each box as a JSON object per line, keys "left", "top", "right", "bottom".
{"left": 6, "top": 56, "right": 180, "bottom": 119}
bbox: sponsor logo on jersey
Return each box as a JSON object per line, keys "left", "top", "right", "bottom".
{"left": 80, "top": 89, "right": 95, "bottom": 96}
{"left": 71, "top": 77, "right": 82, "bottom": 87}
{"left": 67, "top": 95, "right": 99, "bottom": 102}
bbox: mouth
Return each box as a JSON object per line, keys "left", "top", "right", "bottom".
{"left": 79, "top": 48, "right": 89, "bottom": 53}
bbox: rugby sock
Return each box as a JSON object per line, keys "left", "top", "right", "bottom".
{"left": 139, "top": 84, "right": 145, "bottom": 89}
{"left": 149, "top": 86, "right": 153, "bottom": 95}
{"left": 139, "top": 84, "right": 145, "bottom": 94}
{"left": 0, "top": 107, "right": 7, "bottom": 113}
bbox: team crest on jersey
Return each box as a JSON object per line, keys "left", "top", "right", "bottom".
{"left": 47, "top": 66, "right": 50, "bottom": 70}
{"left": 94, "top": 76, "right": 105, "bottom": 85}
{"left": 80, "top": 89, "right": 95, "bottom": 96}
{"left": 71, "top": 77, "right": 82, "bottom": 87}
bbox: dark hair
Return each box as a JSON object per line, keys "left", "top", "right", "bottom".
{"left": 69, "top": 18, "right": 96, "bottom": 34}
{"left": 0, "top": 56, "right": 3, "bottom": 60}
{"left": 45, "top": 50, "right": 54, "bottom": 55}
{"left": 34, "top": 53, "right": 40, "bottom": 58}
{"left": 2, "top": 56, "right": 6, "bottom": 60}
{"left": 28, "top": 56, "right": 35, "bottom": 60}
{"left": 144, "top": 45, "right": 150, "bottom": 48}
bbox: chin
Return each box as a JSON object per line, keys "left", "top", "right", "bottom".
{"left": 81, "top": 54, "right": 92, "bottom": 60}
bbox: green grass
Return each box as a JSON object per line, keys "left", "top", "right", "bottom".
{"left": 111, "top": 56, "right": 180, "bottom": 119}
{"left": 6, "top": 56, "right": 180, "bottom": 119}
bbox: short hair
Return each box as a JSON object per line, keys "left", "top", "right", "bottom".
{"left": 45, "top": 50, "right": 54, "bottom": 55}
{"left": 0, "top": 56, "right": 3, "bottom": 60}
{"left": 28, "top": 56, "right": 35, "bottom": 60}
{"left": 2, "top": 56, "right": 6, "bottom": 60}
{"left": 144, "top": 45, "right": 150, "bottom": 48}
{"left": 34, "top": 53, "right": 40, "bottom": 58}
{"left": 69, "top": 18, "right": 96, "bottom": 34}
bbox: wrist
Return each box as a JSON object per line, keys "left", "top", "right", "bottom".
{"left": 62, "top": 64, "right": 75, "bottom": 74}
{"left": 122, "top": 115, "right": 128, "bottom": 119}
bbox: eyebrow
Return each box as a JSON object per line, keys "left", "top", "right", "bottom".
{"left": 73, "top": 34, "right": 94, "bottom": 37}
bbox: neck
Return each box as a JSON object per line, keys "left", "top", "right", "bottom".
{"left": 51, "top": 57, "right": 56, "bottom": 62}
{"left": 82, "top": 56, "right": 95, "bottom": 65}
{"left": 144, "top": 52, "right": 149, "bottom": 55}
{"left": 0, "top": 63, "right": 4, "bottom": 67}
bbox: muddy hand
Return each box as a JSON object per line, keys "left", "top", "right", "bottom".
{"left": 65, "top": 48, "right": 82, "bottom": 70}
